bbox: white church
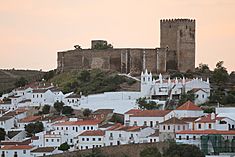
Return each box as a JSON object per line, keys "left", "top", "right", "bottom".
{"left": 141, "top": 69, "right": 210, "bottom": 106}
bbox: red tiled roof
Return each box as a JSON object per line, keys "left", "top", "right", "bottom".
{"left": 189, "top": 88, "right": 207, "bottom": 94}
{"left": 79, "top": 130, "right": 105, "bottom": 136}
{"left": 0, "top": 145, "right": 33, "bottom": 150}
{"left": 160, "top": 117, "right": 187, "bottom": 125}
{"left": 108, "top": 123, "right": 146, "bottom": 132}
{"left": 177, "top": 130, "right": 235, "bottom": 135}
{"left": 31, "top": 147, "right": 55, "bottom": 153}
{"left": 176, "top": 101, "right": 202, "bottom": 111}
{"left": 19, "top": 116, "right": 42, "bottom": 123}
{"left": 53, "top": 120, "right": 101, "bottom": 126}
{"left": 130, "top": 110, "right": 171, "bottom": 117}
{"left": 124, "top": 109, "right": 142, "bottom": 114}
{"left": 195, "top": 114, "right": 224, "bottom": 123}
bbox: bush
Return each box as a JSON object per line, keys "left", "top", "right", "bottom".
{"left": 42, "top": 105, "right": 50, "bottom": 114}
{"left": 54, "top": 102, "right": 64, "bottom": 114}
{"left": 58, "top": 142, "right": 70, "bottom": 151}
{"left": 62, "top": 106, "right": 74, "bottom": 115}
{"left": 0, "top": 128, "right": 6, "bottom": 141}
{"left": 25, "top": 122, "right": 44, "bottom": 136}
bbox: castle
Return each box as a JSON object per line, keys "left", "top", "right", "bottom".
{"left": 57, "top": 19, "right": 196, "bottom": 74}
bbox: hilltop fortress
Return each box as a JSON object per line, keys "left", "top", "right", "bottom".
{"left": 57, "top": 19, "right": 195, "bottom": 74}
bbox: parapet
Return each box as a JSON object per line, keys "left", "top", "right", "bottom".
{"left": 160, "top": 18, "right": 195, "bottom": 24}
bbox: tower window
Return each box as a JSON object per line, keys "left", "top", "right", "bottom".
{"left": 186, "top": 25, "right": 188, "bottom": 29}
{"left": 169, "top": 25, "right": 171, "bottom": 28}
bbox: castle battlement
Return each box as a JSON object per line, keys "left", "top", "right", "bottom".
{"left": 160, "top": 18, "right": 195, "bottom": 23}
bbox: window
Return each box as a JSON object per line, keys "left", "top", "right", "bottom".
{"left": 93, "top": 138, "right": 96, "bottom": 141}
{"left": 51, "top": 139, "right": 54, "bottom": 142}
{"left": 150, "top": 121, "right": 153, "bottom": 127}
{"left": 186, "top": 136, "right": 189, "bottom": 140}
{"left": 57, "top": 139, "right": 60, "bottom": 142}
{"left": 66, "top": 127, "right": 68, "bottom": 130}
{"left": 110, "top": 133, "right": 113, "bottom": 137}
{"left": 110, "top": 142, "right": 113, "bottom": 146}
{"left": 134, "top": 121, "right": 137, "bottom": 126}
{"left": 168, "top": 125, "right": 170, "bottom": 130}
{"left": 183, "top": 125, "right": 185, "bottom": 130}
{"left": 98, "top": 138, "right": 102, "bottom": 141}
{"left": 87, "top": 126, "right": 90, "bottom": 130}
{"left": 150, "top": 139, "right": 153, "bottom": 142}
{"left": 179, "top": 136, "right": 181, "bottom": 140}
{"left": 209, "top": 124, "right": 212, "bottom": 129}
{"left": 178, "top": 125, "right": 180, "bottom": 130}
{"left": 144, "top": 121, "right": 147, "bottom": 126}
{"left": 46, "top": 139, "right": 48, "bottom": 142}
{"left": 119, "top": 134, "right": 121, "bottom": 138}
{"left": 86, "top": 146, "right": 88, "bottom": 149}
{"left": 83, "top": 126, "right": 86, "bottom": 130}
{"left": 86, "top": 138, "right": 89, "bottom": 141}
{"left": 91, "top": 126, "right": 93, "bottom": 130}
{"left": 23, "top": 150, "right": 26, "bottom": 154}
{"left": 193, "top": 136, "right": 196, "bottom": 140}
{"left": 202, "top": 94, "right": 204, "bottom": 98}
{"left": 61, "top": 127, "right": 63, "bottom": 130}
{"left": 73, "top": 127, "right": 75, "bottom": 130}
{"left": 198, "top": 124, "right": 201, "bottom": 129}
{"left": 163, "top": 125, "right": 166, "bottom": 130}
{"left": 70, "top": 139, "right": 73, "bottom": 143}
{"left": 82, "top": 138, "right": 85, "bottom": 141}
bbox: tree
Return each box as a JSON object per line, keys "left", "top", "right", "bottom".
{"left": 42, "top": 105, "right": 50, "bottom": 114}
{"left": 58, "top": 142, "right": 70, "bottom": 151}
{"left": 197, "top": 63, "right": 210, "bottom": 73}
{"left": 62, "top": 106, "right": 74, "bottom": 115}
{"left": 178, "top": 92, "right": 195, "bottom": 105}
{"left": 78, "top": 70, "right": 91, "bottom": 82}
{"left": 43, "top": 70, "right": 56, "bottom": 81}
{"left": 25, "top": 122, "right": 44, "bottom": 136}
{"left": 14, "top": 77, "right": 28, "bottom": 87}
{"left": 137, "top": 97, "right": 159, "bottom": 110}
{"left": 83, "top": 108, "right": 92, "bottom": 117}
{"left": 212, "top": 61, "right": 229, "bottom": 85}
{"left": 54, "top": 102, "right": 64, "bottom": 114}
{"left": 163, "top": 143, "right": 204, "bottom": 157}
{"left": 0, "top": 128, "right": 6, "bottom": 141}
{"left": 140, "top": 147, "right": 162, "bottom": 157}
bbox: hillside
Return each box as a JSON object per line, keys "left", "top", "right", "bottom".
{"left": 0, "top": 69, "right": 44, "bottom": 95}
{"left": 50, "top": 69, "right": 140, "bottom": 95}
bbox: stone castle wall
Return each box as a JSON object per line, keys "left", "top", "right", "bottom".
{"left": 57, "top": 19, "right": 196, "bottom": 74}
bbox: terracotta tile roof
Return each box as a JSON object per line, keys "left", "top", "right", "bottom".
{"left": 19, "top": 116, "right": 42, "bottom": 123}
{"left": 0, "top": 139, "right": 31, "bottom": 145}
{"left": 31, "top": 147, "right": 55, "bottom": 153}
{"left": 0, "top": 116, "right": 13, "bottom": 121}
{"left": 0, "top": 145, "right": 33, "bottom": 150}
{"left": 53, "top": 120, "right": 101, "bottom": 126}
{"left": 189, "top": 88, "right": 207, "bottom": 93}
{"left": 160, "top": 117, "right": 187, "bottom": 125}
{"left": 181, "top": 117, "right": 199, "bottom": 122}
{"left": 195, "top": 114, "right": 224, "bottom": 123}
{"left": 65, "top": 93, "right": 81, "bottom": 98}
{"left": 176, "top": 101, "right": 202, "bottom": 111}
{"left": 32, "top": 89, "right": 48, "bottom": 93}
{"left": 149, "top": 130, "right": 159, "bottom": 137}
{"left": 31, "top": 136, "right": 39, "bottom": 140}
{"left": 130, "top": 110, "right": 171, "bottom": 117}
{"left": 42, "top": 115, "right": 68, "bottom": 123}
{"left": 3, "top": 109, "right": 27, "bottom": 117}
{"left": 177, "top": 130, "right": 235, "bottom": 135}
{"left": 108, "top": 123, "right": 146, "bottom": 132}
{"left": 18, "top": 99, "right": 31, "bottom": 103}
{"left": 93, "top": 109, "right": 114, "bottom": 115}
{"left": 124, "top": 109, "right": 142, "bottom": 114}
{"left": 79, "top": 130, "right": 105, "bottom": 136}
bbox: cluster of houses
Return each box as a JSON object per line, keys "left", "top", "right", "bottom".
{"left": 0, "top": 70, "right": 233, "bottom": 156}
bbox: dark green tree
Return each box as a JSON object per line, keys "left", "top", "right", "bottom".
{"left": 197, "top": 63, "right": 210, "bottom": 73}
{"left": 137, "top": 97, "right": 159, "bottom": 110}
{"left": 212, "top": 61, "right": 229, "bottom": 85}
{"left": 78, "top": 70, "right": 91, "bottom": 82}
{"left": 62, "top": 106, "right": 74, "bottom": 115}
{"left": 178, "top": 92, "right": 195, "bottom": 105}
{"left": 25, "top": 122, "right": 44, "bottom": 136}
{"left": 14, "top": 77, "right": 28, "bottom": 87}
{"left": 140, "top": 147, "right": 162, "bottom": 157}
{"left": 54, "top": 101, "right": 64, "bottom": 114}
{"left": 0, "top": 128, "right": 6, "bottom": 141}
{"left": 43, "top": 70, "right": 56, "bottom": 81}
{"left": 42, "top": 105, "right": 50, "bottom": 114}
{"left": 58, "top": 142, "right": 70, "bottom": 151}
{"left": 83, "top": 108, "right": 92, "bottom": 117}
{"left": 163, "top": 143, "right": 204, "bottom": 157}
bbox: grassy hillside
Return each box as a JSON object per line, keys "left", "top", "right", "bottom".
{"left": 0, "top": 69, "right": 44, "bottom": 95}
{"left": 50, "top": 69, "right": 139, "bottom": 95}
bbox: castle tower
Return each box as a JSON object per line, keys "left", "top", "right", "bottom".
{"left": 160, "top": 19, "right": 196, "bottom": 72}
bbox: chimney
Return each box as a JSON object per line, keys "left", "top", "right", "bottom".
{"left": 211, "top": 112, "right": 215, "bottom": 120}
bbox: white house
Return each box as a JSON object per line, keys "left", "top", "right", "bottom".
{"left": 104, "top": 124, "right": 155, "bottom": 146}
{"left": 159, "top": 117, "right": 189, "bottom": 141}
{"left": 0, "top": 145, "right": 34, "bottom": 157}
{"left": 18, "top": 116, "right": 42, "bottom": 129}
{"left": 124, "top": 109, "right": 171, "bottom": 128}
{"left": 64, "top": 93, "right": 81, "bottom": 108}
{"left": 30, "top": 147, "right": 58, "bottom": 157}
{"left": 189, "top": 88, "right": 210, "bottom": 105}
{"left": 140, "top": 70, "right": 210, "bottom": 105}
{"left": 31, "top": 89, "right": 55, "bottom": 106}
{"left": 0, "top": 116, "right": 15, "bottom": 131}
{"left": 77, "top": 130, "right": 105, "bottom": 150}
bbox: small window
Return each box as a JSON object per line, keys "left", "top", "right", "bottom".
{"left": 57, "top": 139, "right": 59, "bottom": 142}
{"left": 23, "top": 150, "right": 26, "bottom": 154}
{"left": 82, "top": 138, "right": 85, "bottom": 141}
{"left": 86, "top": 138, "right": 89, "bottom": 141}
{"left": 51, "top": 139, "right": 54, "bottom": 142}
{"left": 198, "top": 124, "right": 201, "bottom": 129}
{"left": 186, "top": 136, "right": 189, "bottom": 140}
{"left": 98, "top": 138, "right": 102, "bottom": 141}
{"left": 209, "top": 124, "right": 212, "bottom": 129}
{"left": 163, "top": 125, "right": 165, "bottom": 130}
{"left": 168, "top": 125, "right": 170, "bottom": 130}
{"left": 144, "top": 121, "right": 147, "bottom": 126}
{"left": 193, "top": 136, "right": 196, "bottom": 140}
{"left": 179, "top": 136, "right": 182, "bottom": 140}
{"left": 83, "top": 126, "right": 86, "bottom": 130}
{"left": 93, "top": 138, "right": 96, "bottom": 141}
{"left": 46, "top": 139, "right": 48, "bottom": 142}
{"left": 119, "top": 134, "right": 121, "bottom": 138}
{"left": 91, "top": 126, "right": 93, "bottom": 130}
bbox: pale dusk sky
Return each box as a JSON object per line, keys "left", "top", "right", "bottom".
{"left": 0, "top": 0, "right": 235, "bottom": 72}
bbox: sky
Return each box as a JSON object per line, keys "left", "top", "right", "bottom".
{"left": 0, "top": 0, "right": 235, "bottom": 72}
